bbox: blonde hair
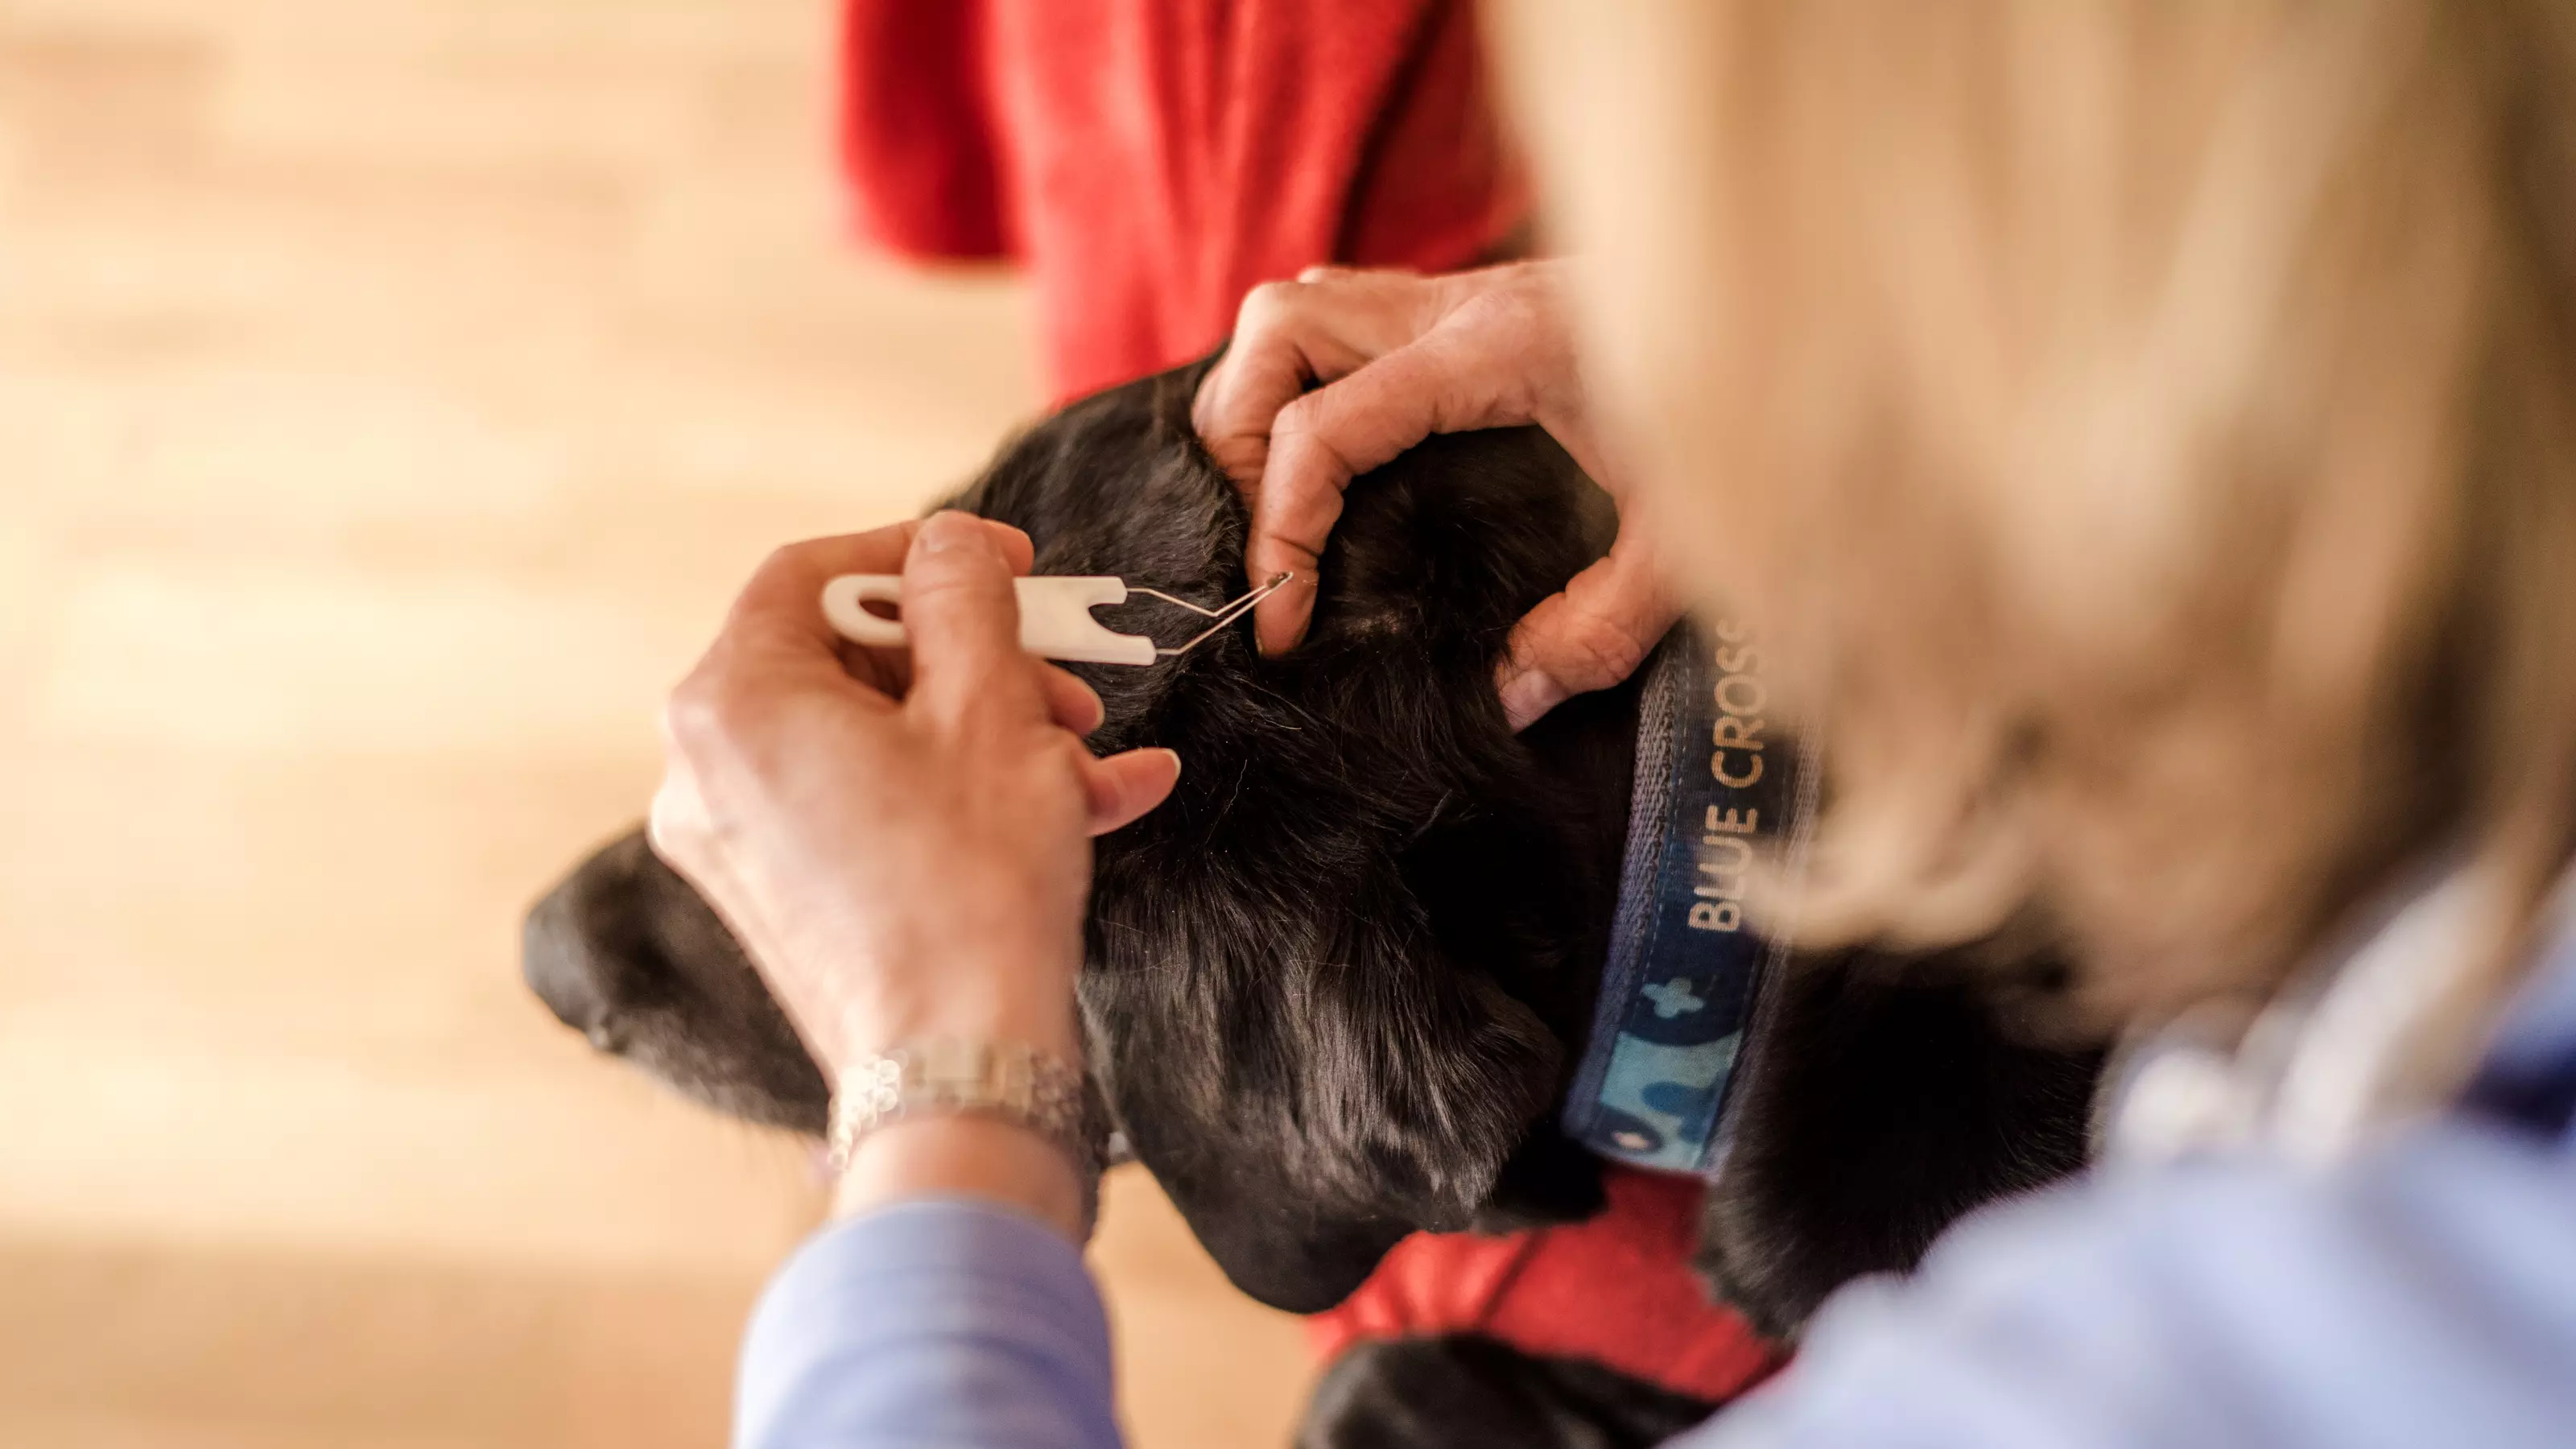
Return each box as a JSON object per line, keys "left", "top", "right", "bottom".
{"left": 1495, "top": 1, "right": 2576, "bottom": 1074}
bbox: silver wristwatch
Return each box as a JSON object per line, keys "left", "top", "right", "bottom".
{"left": 825, "top": 1039, "right": 1091, "bottom": 1174}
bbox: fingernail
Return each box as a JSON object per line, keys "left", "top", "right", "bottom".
{"left": 1496, "top": 672, "right": 1557, "bottom": 733}
{"left": 917, "top": 511, "right": 985, "bottom": 555}
{"left": 1156, "top": 748, "right": 1183, "bottom": 778}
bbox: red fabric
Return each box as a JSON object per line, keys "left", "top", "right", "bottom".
{"left": 1309, "top": 1169, "right": 1786, "bottom": 1405}
{"left": 838, "top": 0, "right": 1528, "bottom": 401}
{"left": 839, "top": 2, "right": 1752, "bottom": 1406}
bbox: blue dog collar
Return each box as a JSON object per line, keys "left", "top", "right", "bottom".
{"left": 1561, "top": 624, "right": 1815, "bottom": 1178}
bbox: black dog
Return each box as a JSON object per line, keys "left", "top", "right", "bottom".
{"left": 524, "top": 359, "right": 2099, "bottom": 1430}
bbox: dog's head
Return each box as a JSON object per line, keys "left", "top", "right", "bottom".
{"left": 523, "top": 829, "right": 828, "bottom": 1133}
{"left": 526, "top": 360, "right": 1636, "bottom": 1311}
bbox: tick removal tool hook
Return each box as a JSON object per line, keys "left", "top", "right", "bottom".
{"left": 820, "top": 571, "right": 1295, "bottom": 666}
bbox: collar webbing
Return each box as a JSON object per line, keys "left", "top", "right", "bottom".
{"left": 1561, "top": 624, "right": 1812, "bottom": 1177}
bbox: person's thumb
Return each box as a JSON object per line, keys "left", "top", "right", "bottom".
{"left": 903, "top": 510, "right": 1042, "bottom": 726}
{"left": 1084, "top": 748, "right": 1183, "bottom": 835}
{"left": 1494, "top": 547, "right": 1680, "bottom": 731}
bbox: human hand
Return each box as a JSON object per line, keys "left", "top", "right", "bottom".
{"left": 1193, "top": 261, "right": 1678, "bottom": 729}
{"left": 647, "top": 514, "right": 1181, "bottom": 1229}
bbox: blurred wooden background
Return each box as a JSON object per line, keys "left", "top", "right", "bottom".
{"left": 0, "top": 1, "right": 1312, "bottom": 1444}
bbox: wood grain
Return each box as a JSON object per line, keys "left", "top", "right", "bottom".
{"left": 0, "top": 2, "right": 1313, "bottom": 1444}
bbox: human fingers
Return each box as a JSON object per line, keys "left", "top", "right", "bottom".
{"left": 985, "top": 520, "right": 1036, "bottom": 574}
{"left": 1245, "top": 328, "right": 1541, "bottom": 654}
{"left": 720, "top": 519, "right": 1032, "bottom": 659}
{"left": 1192, "top": 271, "right": 1443, "bottom": 489}
{"left": 642, "top": 753, "right": 712, "bottom": 886}
{"left": 642, "top": 748, "right": 783, "bottom": 968}
{"left": 1080, "top": 747, "right": 1182, "bottom": 836}
{"left": 719, "top": 523, "right": 921, "bottom": 670}
{"left": 901, "top": 511, "right": 1050, "bottom": 729}
{"left": 1038, "top": 663, "right": 1105, "bottom": 736}
{"left": 1494, "top": 535, "right": 1682, "bottom": 731}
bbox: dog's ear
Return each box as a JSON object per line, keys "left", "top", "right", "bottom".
{"left": 1692, "top": 947, "right": 2101, "bottom": 1337}
{"left": 522, "top": 828, "right": 829, "bottom": 1132}
{"left": 1083, "top": 861, "right": 1566, "bottom": 1313}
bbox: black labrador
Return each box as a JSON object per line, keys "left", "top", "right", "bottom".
{"left": 524, "top": 357, "right": 2101, "bottom": 1439}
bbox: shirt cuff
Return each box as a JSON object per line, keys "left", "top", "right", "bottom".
{"left": 736, "top": 1197, "right": 1121, "bottom": 1449}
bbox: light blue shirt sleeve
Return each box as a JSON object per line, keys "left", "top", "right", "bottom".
{"left": 1676, "top": 923, "right": 2576, "bottom": 1449}
{"left": 735, "top": 1198, "right": 1124, "bottom": 1449}
{"left": 1672, "top": 1118, "right": 2576, "bottom": 1449}
{"left": 735, "top": 935, "right": 2576, "bottom": 1449}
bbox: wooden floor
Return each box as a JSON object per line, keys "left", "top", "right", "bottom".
{"left": 0, "top": 2, "right": 1312, "bottom": 1445}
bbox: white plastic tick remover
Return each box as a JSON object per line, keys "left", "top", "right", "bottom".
{"left": 821, "top": 572, "right": 1293, "bottom": 667}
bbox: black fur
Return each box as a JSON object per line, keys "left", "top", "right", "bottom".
{"left": 1299, "top": 1335, "right": 1721, "bottom": 1449}
{"left": 1694, "top": 944, "right": 2099, "bottom": 1335}
{"left": 523, "top": 357, "right": 2101, "bottom": 1343}
{"left": 523, "top": 829, "right": 826, "bottom": 1133}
